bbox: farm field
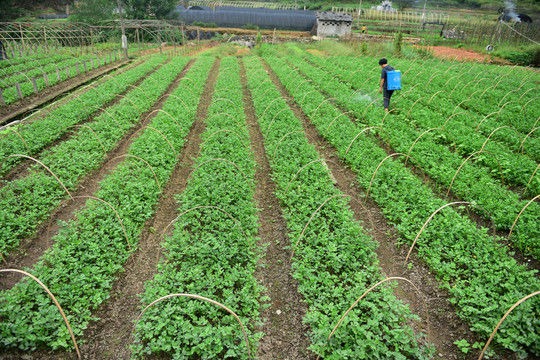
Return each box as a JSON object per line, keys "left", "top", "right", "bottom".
{"left": 0, "top": 43, "right": 538, "bottom": 360}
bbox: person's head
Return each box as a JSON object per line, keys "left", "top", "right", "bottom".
{"left": 379, "top": 58, "right": 388, "bottom": 67}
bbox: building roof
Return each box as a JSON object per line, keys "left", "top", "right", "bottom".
{"left": 315, "top": 11, "right": 353, "bottom": 22}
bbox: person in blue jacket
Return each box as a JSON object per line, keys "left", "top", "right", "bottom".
{"left": 378, "top": 58, "right": 395, "bottom": 111}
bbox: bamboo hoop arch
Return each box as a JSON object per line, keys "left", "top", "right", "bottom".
{"left": 346, "top": 89, "right": 367, "bottom": 106}
{"left": 78, "top": 83, "right": 104, "bottom": 102}
{"left": 283, "top": 159, "right": 334, "bottom": 196}
{"left": 126, "top": 84, "right": 151, "bottom": 101}
{"left": 0, "top": 269, "right": 81, "bottom": 359}
{"left": 441, "top": 112, "right": 467, "bottom": 130}
{"left": 498, "top": 89, "right": 518, "bottom": 107}
{"left": 498, "top": 101, "right": 518, "bottom": 122}
{"left": 272, "top": 131, "right": 309, "bottom": 162}
{"left": 361, "top": 98, "right": 381, "bottom": 119}
{"left": 478, "top": 291, "right": 540, "bottom": 360}
{"left": 325, "top": 111, "right": 355, "bottom": 135}
{"left": 405, "top": 201, "right": 497, "bottom": 264}
{"left": 518, "top": 88, "right": 535, "bottom": 101}
{"left": 287, "top": 73, "right": 302, "bottom": 89}
{"left": 205, "top": 113, "right": 247, "bottom": 136}
{"left": 289, "top": 194, "right": 349, "bottom": 262}
{"left": 69, "top": 94, "right": 89, "bottom": 113}
{"left": 115, "top": 94, "right": 143, "bottom": 116}
{"left": 507, "top": 194, "right": 540, "bottom": 242}
{"left": 265, "top": 108, "right": 290, "bottom": 137}
{"left": 365, "top": 153, "right": 426, "bottom": 201}
{"left": 257, "top": 88, "right": 278, "bottom": 105}
{"left": 479, "top": 85, "right": 495, "bottom": 101}
{"left": 325, "top": 74, "right": 343, "bottom": 90}
{"left": 197, "top": 130, "right": 249, "bottom": 157}
{"left": 144, "top": 109, "right": 182, "bottom": 131}
{"left": 90, "top": 106, "right": 122, "bottom": 130}
{"left": 345, "top": 127, "right": 388, "bottom": 156}
{"left": 110, "top": 155, "right": 161, "bottom": 191}
{"left": 155, "top": 94, "right": 189, "bottom": 113}
{"left": 123, "top": 126, "right": 177, "bottom": 157}
{"left": 7, "top": 128, "right": 31, "bottom": 154}
{"left": 261, "top": 97, "right": 288, "bottom": 121}
{"left": 315, "top": 277, "right": 430, "bottom": 360}
{"left": 396, "top": 83, "right": 421, "bottom": 101}
{"left": 253, "top": 79, "right": 273, "bottom": 95}
{"left": 213, "top": 87, "right": 236, "bottom": 97}
{"left": 479, "top": 126, "right": 522, "bottom": 152}
{"left": 406, "top": 97, "right": 428, "bottom": 119}
{"left": 476, "top": 111, "right": 501, "bottom": 132}
{"left": 519, "top": 126, "right": 540, "bottom": 155}
{"left": 176, "top": 82, "right": 197, "bottom": 99}
{"left": 380, "top": 108, "right": 400, "bottom": 128}
{"left": 211, "top": 98, "right": 242, "bottom": 115}
{"left": 133, "top": 293, "right": 251, "bottom": 360}
{"left": 526, "top": 165, "right": 540, "bottom": 193}
{"left": 179, "top": 76, "right": 200, "bottom": 92}
{"left": 283, "top": 67, "right": 298, "bottom": 83}
{"left": 161, "top": 205, "right": 250, "bottom": 250}
{"left": 405, "top": 128, "right": 457, "bottom": 165}
{"left": 520, "top": 97, "right": 540, "bottom": 117}
{"left": 186, "top": 158, "right": 253, "bottom": 194}
{"left": 452, "top": 99, "right": 470, "bottom": 114}
{"left": 444, "top": 75, "right": 459, "bottom": 86}
{"left": 293, "top": 79, "right": 312, "bottom": 94}
{"left": 0, "top": 154, "right": 72, "bottom": 198}
{"left": 446, "top": 151, "right": 505, "bottom": 197}
{"left": 449, "top": 81, "right": 464, "bottom": 98}
{"left": 427, "top": 91, "right": 445, "bottom": 106}
{"left": 532, "top": 116, "right": 540, "bottom": 133}
{"left": 300, "top": 90, "right": 318, "bottom": 107}
{"left": 63, "top": 125, "right": 106, "bottom": 154}
{"left": 312, "top": 98, "right": 336, "bottom": 119}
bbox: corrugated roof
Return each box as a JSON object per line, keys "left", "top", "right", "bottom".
{"left": 315, "top": 11, "right": 353, "bottom": 22}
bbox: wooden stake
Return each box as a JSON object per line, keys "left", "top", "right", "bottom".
{"left": 31, "top": 77, "right": 38, "bottom": 94}
{"left": 15, "top": 83, "right": 22, "bottom": 99}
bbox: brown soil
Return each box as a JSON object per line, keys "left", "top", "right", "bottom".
{"left": 429, "top": 46, "right": 509, "bottom": 64}
{"left": 0, "top": 58, "right": 186, "bottom": 291}
{"left": 261, "top": 57, "right": 477, "bottom": 359}
{"left": 239, "top": 58, "right": 314, "bottom": 360}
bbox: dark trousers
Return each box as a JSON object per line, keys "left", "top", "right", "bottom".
{"left": 383, "top": 88, "right": 394, "bottom": 109}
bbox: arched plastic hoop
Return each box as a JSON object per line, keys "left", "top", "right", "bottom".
{"left": 161, "top": 205, "right": 250, "bottom": 250}
{"left": 186, "top": 159, "right": 253, "bottom": 195}
{"left": 0, "top": 154, "right": 72, "bottom": 199}
{"left": 315, "top": 277, "right": 430, "bottom": 360}
{"left": 478, "top": 291, "right": 540, "bottom": 360}
{"left": 110, "top": 155, "right": 161, "bottom": 191}
{"left": 446, "top": 151, "right": 504, "bottom": 197}
{"left": 289, "top": 194, "right": 349, "bottom": 262}
{"left": 507, "top": 194, "right": 540, "bottom": 242}
{"left": 197, "top": 130, "right": 249, "bottom": 157}
{"left": 133, "top": 293, "right": 251, "bottom": 360}
{"left": 0, "top": 269, "right": 81, "bottom": 359}
{"left": 405, "top": 127, "right": 457, "bottom": 165}
{"left": 365, "top": 153, "right": 426, "bottom": 201}
{"left": 405, "top": 201, "right": 497, "bottom": 264}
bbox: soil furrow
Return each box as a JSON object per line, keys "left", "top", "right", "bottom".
{"left": 1, "top": 58, "right": 167, "bottom": 184}
{"left": 238, "top": 58, "right": 314, "bottom": 360}
{"left": 75, "top": 57, "right": 220, "bottom": 360}
{"left": 0, "top": 59, "right": 195, "bottom": 291}
{"left": 261, "top": 58, "right": 470, "bottom": 360}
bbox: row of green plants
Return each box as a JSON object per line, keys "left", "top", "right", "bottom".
{"left": 0, "top": 56, "right": 163, "bottom": 174}
{"left": 244, "top": 56, "right": 433, "bottom": 359}
{"left": 1, "top": 51, "right": 124, "bottom": 106}
{"left": 0, "top": 55, "right": 180, "bottom": 257}
{"left": 0, "top": 55, "right": 201, "bottom": 353}
{"left": 0, "top": 53, "right": 77, "bottom": 77}
{"left": 1, "top": 53, "right": 103, "bottom": 88}
{"left": 133, "top": 56, "right": 262, "bottom": 358}
{"left": 309, "top": 54, "right": 540, "bottom": 194}
{"left": 265, "top": 54, "right": 540, "bottom": 358}
{"left": 295, "top": 53, "right": 540, "bottom": 260}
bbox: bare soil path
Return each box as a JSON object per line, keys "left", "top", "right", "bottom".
{"left": 238, "top": 58, "right": 314, "bottom": 360}
{"left": 261, "top": 57, "right": 472, "bottom": 360}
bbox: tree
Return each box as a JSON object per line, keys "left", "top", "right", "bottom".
{"left": 123, "top": 0, "right": 177, "bottom": 19}
{"left": 393, "top": 0, "right": 414, "bottom": 11}
{"left": 70, "top": 0, "right": 116, "bottom": 25}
